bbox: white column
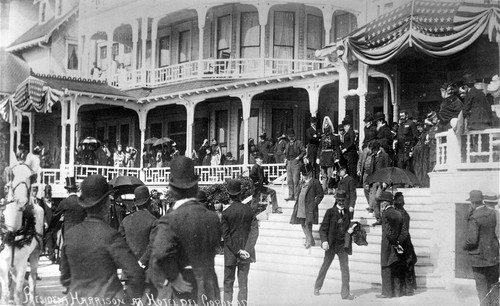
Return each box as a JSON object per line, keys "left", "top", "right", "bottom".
{"left": 196, "top": 5, "right": 209, "bottom": 61}
{"left": 338, "top": 62, "right": 349, "bottom": 125}
{"left": 257, "top": 2, "right": 270, "bottom": 75}
{"left": 320, "top": 5, "right": 335, "bottom": 44}
{"left": 305, "top": 83, "right": 321, "bottom": 118}
{"left": 234, "top": 92, "right": 259, "bottom": 166}
{"left": 357, "top": 61, "right": 369, "bottom": 146}
{"left": 138, "top": 108, "right": 148, "bottom": 169}
{"left": 392, "top": 70, "right": 400, "bottom": 123}
{"left": 185, "top": 103, "right": 195, "bottom": 156}
{"left": 383, "top": 80, "right": 389, "bottom": 117}
{"left": 10, "top": 111, "right": 21, "bottom": 165}
{"left": 132, "top": 21, "right": 139, "bottom": 70}
{"left": 27, "top": 112, "right": 34, "bottom": 150}
{"left": 141, "top": 17, "right": 148, "bottom": 69}
{"left": 68, "top": 95, "right": 78, "bottom": 176}
{"left": 60, "top": 98, "right": 68, "bottom": 171}
{"left": 151, "top": 18, "right": 159, "bottom": 70}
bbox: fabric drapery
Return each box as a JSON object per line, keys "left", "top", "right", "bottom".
{"left": 315, "top": 1, "right": 500, "bottom": 66}
{"left": 0, "top": 96, "right": 12, "bottom": 123}
{"left": 273, "top": 11, "right": 295, "bottom": 59}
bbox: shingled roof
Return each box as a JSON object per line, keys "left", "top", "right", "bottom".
{"left": 0, "top": 49, "right": 30, "bottom": 95}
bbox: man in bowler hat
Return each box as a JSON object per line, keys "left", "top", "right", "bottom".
{"left": 221, "top": 179, "right": 259, "bottom": 306}
{"left": 284, "top": 128, "right": 306, "bottom": 201}
{"left": 55, "top": 177, "right": 86, "bottom": 237}
{"left": 150, "top": 156, "right": 221, "bottom": 304}
{"left": 314, "top": 190, "right": 355, "bottom": 300}
{"left": 249, "top": 152, "right": 282, "bottom": 214}
{"left": 60, "top": 175, "right": 145, "bottom": 302}
{"left": 464, "top": 190, "right": 499, "bottom": 306}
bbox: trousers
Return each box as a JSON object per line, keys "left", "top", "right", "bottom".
{"left": 472, "top": 265, "right": 499, "bottom": 306}
{"left": 314, "top": 244, "right": 350, "bottom": 298}
{"left": 286, "top": 159, "right": 302, "bottom": 199}
{"left": 224, "top": 263, "right": 251, "bottom": 306}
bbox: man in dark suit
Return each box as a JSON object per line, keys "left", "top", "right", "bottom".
{"left": 340, "top": 117, "right": 358, "bottom": 185}
{"left": 60, "top": 175, "right": 145, "bottom": 303}
{"left": 378, "top": 191, "right": 404, "bottom": 298}
{"left": 464, "top": 190, "right": 499, "bottom": 306}
{"left": 369, "top": 141, "right": 389, "bottom": 225}
{"left": 221, "top": 179, "right": 259, "bottom": 306}
{"left": 249, "top": 152, "right": 282, "bottom": 213}
{"left": 119, "top": 185, "right": 158, "bottom": 268}
{"left": 150, "top": 156, "right": 221, "bottom": 304}
{"left": 314, "top": 190, "right": 355, "bottom": 300}
{"left": 56, "top": 177, "right": 86, "bottom": 238}
{"left": 374, "top": 112, "right": 394, "bottom": 164}
{"left": 459, "top": 75, "right": 494, "bottom": 130}
{"left": 395, "top": 110, "right": 418, "bottom": 171}
{"left": 362, "top": 112, "right": 377, "bottom": 149}
{"left": 336, "top": 167, "right": 357, "bottom": 220}
{"left": 305, "top": 117, "right": 321, "bottom": 179}
{"left": 284, "top": 128, "right": 306, "bottom": 201}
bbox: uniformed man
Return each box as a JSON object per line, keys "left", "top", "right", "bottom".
{"left": 394, "top": 111, "right": 418, "bottom": 171}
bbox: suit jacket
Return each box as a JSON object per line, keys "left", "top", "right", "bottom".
{"left": 381, "top": 206, "right": 403, "bottom": 267}
{"left": 284, "top": 140, "right": 306, "bottom": 160}
{"left": 305, "top": 126, "right": 320, "bottom": 158}
{"left": 336, "top": 175, "right": 357, "bottom": 209}
{"left": 57, "top": 194, "right": 86, "bottom": 234}
{"left": 363, "top": 124, "right": 378, "bottom": 148}
{"left": 341, "top": 129, "right": 357, "bottom": 153}
{"left": 464, "top": 205, "right": 499, "bottom": 267}
{"left": 319, "top": 205, "right": 352, "bottom": 254}
{"left": 290, "top": 178, "right": 324, "bottom": 224}
{"left": 60, "top": 216, "right": 145, "bottom": 301}
{"left": 372, "top": 149, "right": 389, "bottom": 173}
{"left": 376, "top": 124, "right": 394, "bottom": 156}
{"left": 249, "top": 163, "right": 269, "bottom": 193}
{"left": 150, "top": 200, "right": 221, "bottom": 303}
{"left": 462, "top": 87, "right": 493, "bottom": 129}
{"left": 221, "top": 201, "right": 259, "bottom": 266}
{"left": 119, "top": 209, "right": 158, "bottom": 267}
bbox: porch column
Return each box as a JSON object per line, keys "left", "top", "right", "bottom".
{"left": 257, "top": 2, "right": 270, "bottom": 74}
{"left": 357, "top": 61, "right": 369, "bottom": 145}
{"left": 233, "top": 91, "right": 261, "bottom": 167}
{"left": 26, "top": 112, "right": 34, "bottom": 150}
{"left": 138, "top": 108, "right": 148, "bottom": 169}
{"left": 319, "top": 5, "right": 335, "bottom": 44}
{"left": 392, "top": 70, "right": 400, "bottom": 123}
{"left": 338, "top": 62, "right": 349, "bottom": 125}
{"left": 179, "top": 97, "right": 201, "bottom": 157}
{"left": 141, "top": 17, "right": 148, "bottom": 69}
{"left": 150, "top": 18, "right": 159, "bottom": 71}
{"left": 132, "top": 20, "right": 139, "bottom": 70}
{"left": 383, "top": 80, "right": 389, "bottom": 118}
{"left": 68, "top": 95, "right": 78, "bottom": 176}
{"left": 196, "top": 5, "right": 209, "bottom": 61}
{"left": 304, "top": 82, "right": 325, "bottom": 118}
{"left": 9, "top": 111, "right": 22, "bottom": 165}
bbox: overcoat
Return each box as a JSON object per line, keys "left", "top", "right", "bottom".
{"left": 464, "top": 205, "right": 499, "bottom": 267}
{"left": 119, "top": 209, "right": 158, "bottom": 267}
{"left": 336, "top": 175, "right": 357, "bottom": 209}
{"left": 60, "top": 216, "right": 145, "bottom": 301}
{"left": 290, "top": 178, "right": 324, "bottom": 224}
{"left": 221, "top": 201, "right": 259, "bottom": 265}
{"left": 462, "top": 87, "right": 493, "bottom": 130}
{"left": 56, "top": 194, "right": 86, "bottom": 234}
{"left": 381, "top": 206, "right": 403, "bottom": 267}
{"left": 150, "top": 200, "right": 221, "bottom": 303}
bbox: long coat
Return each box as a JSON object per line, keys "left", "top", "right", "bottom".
{"left": 57, "top": 194, "right": 86, "bottom": 235}
{"left": 221, "top": 201, "right": 259, "bottom": 265}
{"left": 381, "top": 206, "right": 403, "bottom": 267}
{"left": 150, "top": 200, "right": 221, "bottom": 303}
{"left": 337, "top": 175, "right": 357, "bottom": 209}
{"left": 119, "top": 209, "right": 158, "bottom": 267}
{"left": 60, "top": 216, "right": 145, "bottom": 301}
{"left": 319, "top": 205, "right": 352, "bottom": 254}
{"left": 464, "top": 205, "right": 499, "bottom": 267}
{"left": 290, "top": 178, "right": 324, "bottom": 224}
{"left": 463, "top": 87, "right": 493, "bottom": 130}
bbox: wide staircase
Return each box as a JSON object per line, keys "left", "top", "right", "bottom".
{"left": 215, "top": 186, "right": 441, "bottom": 290}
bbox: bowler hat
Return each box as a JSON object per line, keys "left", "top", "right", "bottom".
{"left": 64, "top": 177, "right": 78, "bottom": 190}
{"left": 286, "top": 128, "right": 295, "bottom": 136}
{"left": 335, "top": 190, "right": 347, "bottom": 200}
{"left": 134, "top": 186, "right": 150, "bottom": 206}
{"left": 226, "top": 179, "right": 241, "bottom": 195}
{"left": 169, "top": 156, "right": 199, "bottom": 189}
{"left": 466, "top": 190, "right": 483, "bottom": 202}
{"left": 310, "top": 117, "right": 318, "bottom": 124}
{"left": 373, "top": 112, "right": 385, "bottom": 121}
{"left": 482, "top": 192, "right": 498, "bottom": 204}
{"left": 254, "top": 152, "right": 264, "bottom": 160}
{"left": 363, "top": 113, "right": 374, "bottom": 122}
{"left": 78, "top": 175, "right": 113, "bottom": 208}
{"left": 378, "top": 191, "right": 394, "bottom": 203}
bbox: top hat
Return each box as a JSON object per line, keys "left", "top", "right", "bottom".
{"left": 335, "top": 190, "right": 347, "bottom": 200}
{"left": 78, "top": 175, "right": 113, "bottom": 208}
{"left": 363, "top": 113, "right": 374, "bottom": 122}
{"left": 483, "top": 192, "right": 499, "bottom": 204}
{"left": 254, "top": 152, "right": 264, "bottom": 160}
{"left": 466, "top": 190, "right": 483, "bottom": 202}
{"left": 226, "top": 179, "right": 241, "bottom": 195}
{"left": 64, "top": 177, "right": 78, "bottom": 190}
{"left": 134, "top": 185, "right": 150, "bottom": 206}
{"left": 310, "top": 117, "right": 318, "bottom": 124}
{"left": 341, "top": 117, "right": 351, "bottom": 125}
{"left": 286, "top": 128, "right": 295, "bottom": 136}
{"left": 169, "top": 156, "right": 199, "bottom": 189}
{"left": 373, "top": 112, "right": 385, "bottom": 121}
{"left": 378, "top": 191, "right": 394, "bottom": 203}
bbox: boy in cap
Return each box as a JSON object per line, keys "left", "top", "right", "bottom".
{"left": 150, "top": 156, "right": 221, "bottom": 304}
{"left": 249, "top": 152, "right": 282, "bottom": 214}
{"left": 313, "top": 189, "right": 355, "bottom": 300}
{"left": 221, "top": 179, "right": 259, "bottom": 306}
{"left": 464, "top": 190, "right": 499, "bottom": 306}
{"left": 60, "top": 175, "right": 145, "bottom": 302}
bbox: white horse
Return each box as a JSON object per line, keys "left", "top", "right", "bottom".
{"left": 0, "top": 164, "right": 44, "bottom": 306}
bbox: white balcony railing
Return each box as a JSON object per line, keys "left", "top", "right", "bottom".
{"left": 435, "top": 128, "right": 500, "bottom": 171}
{"left": 104, "top": 58, "right": 327, "bottom": 89}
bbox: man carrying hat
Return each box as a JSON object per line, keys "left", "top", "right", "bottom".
{"left": 284, "top": 128, "right": 306, "bottom": 201}
{"left": 221, "top": 179, "right": 259, "bottom": 306}
{"left": 378, "top": 191, "right": 405, "bottom": 298}
{"left": 60, "top": 175, "right": 145, "bottom": 302}
{"left": 249, "top": 152, "right": 282, "bottom": 214}
{"left": 313, "top": 189, "right": 355, "bottom": 300}
{"left": 55, "top": 177, "right": 86, "bottom": 238}
{"left": 150, "top": 156, "right": 221, "bottom": 304}
{"left": 464, "top": 190, "right": 499, "bottom": 306}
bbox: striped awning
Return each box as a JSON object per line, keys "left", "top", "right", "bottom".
{"left": 316, "top": 1, "right": 500, "bottom": 65}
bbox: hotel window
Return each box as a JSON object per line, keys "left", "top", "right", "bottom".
{"left": 273, "top": 11, "right": 295, "bottom": 59}
{"left": 332, "top": 12, "right": 357, "bottom": 42}
{"left": 217, "top": 15, "right": 231, "bottom": 58}
{"left": 306, "top": 14, "right": 323, "bottom": 59}
{"left": 215, "top": 110, "right": 228, "bottom": 146}
{"left": 159, "top": 36, "right": 171, "bottom": 67}
{"left": 178, "top": 30, "right": 191, "bottom": 63}
{"left": 240, "top": 12, "right": 260, "bottom": 58}
{"left": 100, "top": 46, "right": 107, "bottom": 60}
{"left": 67, "top": 43, "right": 78, "bottom": 70}
{"left": 112, "top": 43, "right": 119, "bottom": 60}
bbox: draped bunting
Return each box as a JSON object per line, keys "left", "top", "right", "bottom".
{"left": 315, "top": 1, "right": 500, "bottom": 66}
{"left": 0, "top": 76, "right": 63, "bottom": 123}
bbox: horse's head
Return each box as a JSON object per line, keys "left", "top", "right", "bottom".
{"left": 3, "top": 164, "right": 33, "bottom": 212}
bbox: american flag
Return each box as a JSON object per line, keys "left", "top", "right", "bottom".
{"left": 0, "top": 96, "right": 12, "bottom": 123}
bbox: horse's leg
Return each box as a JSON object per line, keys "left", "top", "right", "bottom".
{"left": 13, "top": 249, "right": 31, "bottom": 306}
{"left": 27, "top": 244, "right": 40, "bottom": 306}
{"left": 0, "top": 249, "right": 12, "bottom": 305}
